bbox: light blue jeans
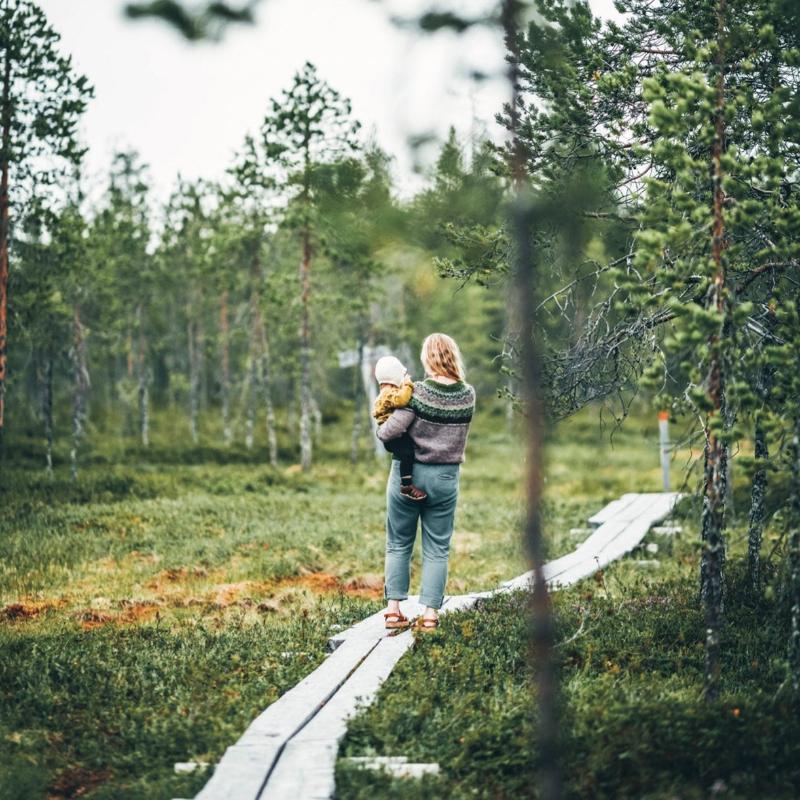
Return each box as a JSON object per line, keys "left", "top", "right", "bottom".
{"left": 384, "top": 460, "right": 460, "bottom": 609}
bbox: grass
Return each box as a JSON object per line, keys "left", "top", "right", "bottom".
{"left": 337, "top": 546, "right": 800, "bottom": 799}
{"left": 336, "top": 491, "right": 800, "bottom": 798}
{"left": 0, "top": 399, "right": 702, "bottom": 798}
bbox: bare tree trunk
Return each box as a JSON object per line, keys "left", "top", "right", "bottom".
{"left": 106, "top": 355, "right": 117, "bottom": 409}
{"left": 747, "top": 413, "right": 769, "bottom": 593}
{"left": 38, "top": 352, "right": 53, "bottom": 476}
{"left": 249, "top": 250, "right": 278, "bottom": 464}
{"left": 362, "top": 337, "right": 384, "bottom": 460}
{"left": 245, "top": 353, "right": 257, "bottom": 450}
{"left": 124, "top": 330, "right": 135, "bottom": 436}
{"left": 136, "top": 304, "right": 149, "bottom": 447}
{"left": 789, "top": 412, "right": 800, "bottom": 693}
{"left": 258, "top": 333, "right": 278, "bottom": 467}
{"left": 310, "top": 396, "right": 322, "bottom": 445}
{"left": 747, "top": 321, "right": 774, "bottom": 593}
{"left": 299, "top": 227, "right": 313, "bottom": 471}
{"left": 197, "top": 313, "right": 207, "bottom": 412}
{"left": 701, "top": 0, "right": 729, "bottom": 702}
{"left": 287, "top": 377, "right": 297, "bottom": 437}
{"left": 350, "top": 340, "right": 364, "bottom": 464}
{"left": 188, "top": 315, "right": 200, "bottom": 444}
{"left": 70, "top": 303, "right": 90, "bottom": 481}
{"left": 0, "top": 51, "right": 12, "bottom": 457}
{"left": 219, "top": 289, "right": 232, "bottom": 446}
{"left": 504, "top": 2, "right": 559, "bottom": 797}
{"left": 700, "top": 440, "right": 712, "bottom": 599}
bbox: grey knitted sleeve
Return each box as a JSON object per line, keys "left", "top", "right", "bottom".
{"left": 376, "top": 407, "right": 415, "bottom": 442}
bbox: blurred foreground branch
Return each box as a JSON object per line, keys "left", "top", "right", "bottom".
{"left": 124, "top": 0, "right": 259, "bottom": 40}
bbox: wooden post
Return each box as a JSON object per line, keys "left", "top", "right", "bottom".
{"left": 658, "top": 411, "right": 670, "bottom": 491}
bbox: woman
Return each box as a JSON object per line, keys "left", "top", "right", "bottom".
{"left": 376, "top": 333, "right": 476, "bottom": 631}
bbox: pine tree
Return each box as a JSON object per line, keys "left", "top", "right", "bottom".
{"left": 259, "top": 62, "right": 360, "bottom": 471}
{"left": 158, "top": 180, "right": 214, "bottom": 444}
{"left": 89, "top": 152, "right": 153, "bottom": 444}
{"left": 227, "top": 136, "right": 279, "bottom": 461}
{"left": 0, "top": 0, "right": 92, "bottom": 454}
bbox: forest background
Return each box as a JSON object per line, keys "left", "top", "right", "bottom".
{"left": 3, "top": 0, "right": 800, "bottom": 798}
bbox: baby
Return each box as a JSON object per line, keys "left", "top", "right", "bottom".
{"left": 373, "top": 355, "right": 427, "bottom": 501}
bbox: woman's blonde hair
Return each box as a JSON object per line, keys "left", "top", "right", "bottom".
{"left": 420, "top": 333, "right": 465, "bottom": 382}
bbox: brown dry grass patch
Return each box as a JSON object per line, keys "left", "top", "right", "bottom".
{"left": 1, "top": 598, "right": 68, "bottom": 622}
{"left": 48, "top": 766, "right": 111, "bottom": 799}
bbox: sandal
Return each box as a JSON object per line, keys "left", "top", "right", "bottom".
{"left": 414, "top": 617, "right": 440, "bottom": 632}
{"left": 384, "top": 611, "right": 411, "bottom": 630}
{"left": 400, "top": 484, "right": 427, "bottom": 502}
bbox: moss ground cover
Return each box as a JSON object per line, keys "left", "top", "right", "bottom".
{"left": 1, "top": 402, "right": 692, "bottom": 798}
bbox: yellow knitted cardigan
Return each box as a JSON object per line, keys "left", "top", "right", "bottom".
{"left": 373, "top": 380, "right": 413, "bottom": 425}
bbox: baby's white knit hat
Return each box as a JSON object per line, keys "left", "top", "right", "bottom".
{"left": 374, "top": 356, "right": 407, "bottom": 387}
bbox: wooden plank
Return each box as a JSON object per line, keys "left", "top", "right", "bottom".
{"left": 548, "top": 493, "right": 681, "bottom": 587}
{"left": 501, "top": 519, "right": 629, "bottom": 592}
{"left": 440, "top": 594, "right": 481, "bottom": 613}
{"left": 328, "top": 597, "right": 425, "bottom": 648}
{"left": 502, "top": 493, "right": 682, "bottom": 592}
{"left": 194, "top": 743, "right": 280, "bottom": 800}
{"left": 261, "top": 633, "right": 414, "bottom": 799}
{"left": 611, "top": 492, "right": 676, "bottom": 522}
{"left": 586, "top": 493, "right": 638, "bottom": 526}
{"left": 197, "top": 491, "right": 683, "bottom": 800}
{"left": 535, "top": 495, "right": 662, "bottom": 586}
{"left": 195, "top": 636, "right": 379, "bottom": 800}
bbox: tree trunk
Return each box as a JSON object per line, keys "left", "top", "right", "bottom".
{"left": 747, "top": 413, "right": 769, "bottom": 593}
{"left": 249, "top": 250, "right": 278, "bottom": 465}
{"left": 136, "top": 304, "right": 149, "bottom": 447}
{"left": 245, "top": 353, "right": 257, "bottom": 450}
{"left": 70, "top": 303, "right": 90, "bottom": 481}
{"left": 255, "top": 259, "right": 277, "bottom": 466}
{"left": 789, "top": 413, "right": 800, "bottom": 693}
{"left": 701, "top": 0, "right": 729, "bottom": 702}
{"left": 299, "top": 227, "right": 313, "bottom": 471}
{"left": 38, "top": 352, "right": 54, "bottom": 476}
{"left": 311, "top": 396, "right": 322, "bottom": 445}
{"left": 286, "top": 377, "right": 296, "bottom": 436}
{"left": 0, "top": 50, "right": 12, "bottom": 456}
{"left": 720, "top": 318, "right": 736, "bottom": 522}
{"left": 258, "top": 331, "right": 278, "bottom": 467}
{"left": 350, "top": 340, "right": 364, "bottom": 464}
{"left": 197, "top": 313, "right": 207, "bottom": 412}
{"left": 700, "top": 440, "right": 712, "bottom": 600}
{"left": 504, "top": 2, "right": 559, "bottom": 796}
{"left": 747, "top": 320, "right": 774, "bottom": 593}
{"left": 362, "top": 341, "right": 384, "bottom": 460}
{"left": 188, "top": 315, "right": 199, "bottom": 444}
{"left": 219, "top": 289, "right": 232, "bottom": 446}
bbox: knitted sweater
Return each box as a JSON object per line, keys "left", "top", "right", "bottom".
{"left": 373, "top": 380, "right": 413, "bottom": 425}
{"left": 376, "top": 378, "right": 475, "bottom": 464}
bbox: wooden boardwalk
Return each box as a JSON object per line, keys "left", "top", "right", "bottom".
{"left": 192, "top": 491, "right": 681, "bottom": 800}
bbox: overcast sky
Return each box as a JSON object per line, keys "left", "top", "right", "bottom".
{"left": 38, "top": 0, "right": 621, "bottom": 202}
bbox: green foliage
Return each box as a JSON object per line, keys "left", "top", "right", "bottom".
{"left": 338, "top": 556, "right": 800, "bottom": 799}
{"left": 0, "top": 0, "right": 93, "bottom": 185}
{"left": 124, "top": 0, "right": 258, "bottom": 41}
{"left": 0, "top": 603, "right": 364, "bottom": 800}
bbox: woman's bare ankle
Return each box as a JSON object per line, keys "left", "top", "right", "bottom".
{"left": 387, "top": 599, "right": 401, "bottom": 614}
{"left": 423, "top": 606, "right": 438, "bottom": 620}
